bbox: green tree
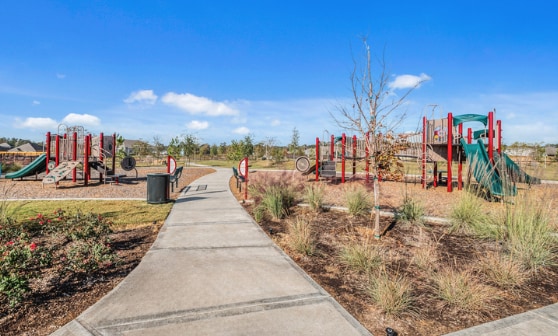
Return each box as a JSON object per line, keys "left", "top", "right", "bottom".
{"left": 152, "top": 136, "right": 165, "bottom": 160}
{"left": 132, "top": 140, "right": 151, "bottom": 159}
{"left": 289, "top": 127, "right": 300, "bottom": 159}
{"left": 210, "top": 144, "right": 218, "bottom": 158}
{"left": 226, "top": 135, "right": 254, "bottom": 161}
{"left": 167, "top": 136, "right": 181, "bottom": 158}
{"left": 181, "top": 134, "right": 199, "bottom": 165}
{"left": 116, "top": 135, "right": 127, "bottom": 159}
{"left": 218, "top": 142, "right": 228, "bottom": 158}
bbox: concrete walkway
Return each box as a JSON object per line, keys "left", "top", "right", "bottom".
{"left": 53, "top": 168, "right": 370, "bottom": 335}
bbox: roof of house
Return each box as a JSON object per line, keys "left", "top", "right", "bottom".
{"left": 0, "top": 142, "right": 11, "bottom": 151}
{"left": 121, "top": 140, "right": 141, "bottom": 148}
{"left": 8, "top": 143, "right": 42, "bottom": 152}
{"left": 545, "top": 146, "right": 557, "bottom": 156}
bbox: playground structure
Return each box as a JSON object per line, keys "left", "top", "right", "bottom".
{"left": 4, "top": 124, "right": 119, "bottom": 186}
{"left": 295, "top": 110, "right": 540, "bottom": 197}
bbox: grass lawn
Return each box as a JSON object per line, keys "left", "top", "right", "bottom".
{"left": 2, "top": 200, "right": 173, "bottom": 230}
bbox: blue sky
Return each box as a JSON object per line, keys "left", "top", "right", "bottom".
{"left": 1, "top": 1, "right": 557, "bottom": 147}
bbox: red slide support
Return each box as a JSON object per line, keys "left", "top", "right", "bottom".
{"left": 447, "top": 113, "right": 453, "bottom": 192}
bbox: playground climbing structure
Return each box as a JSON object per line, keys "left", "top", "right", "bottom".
{"left": 417, "top": 111, "right": 539, "bottom": 196}
{"left": 42, "top": 124, "right": 117, "bottom": 186}
{"left": 296, "top": 110, "right": 539, "bottom": 198}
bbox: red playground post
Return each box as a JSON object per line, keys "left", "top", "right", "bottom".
{"left": 447, "top": 113, "right": 453, "bottom": 192}
{"left": 315, "top": 137, "right": 320, "bottom": 182}
{"left": 341, "top": 133, "right": 346, "bottom": 183}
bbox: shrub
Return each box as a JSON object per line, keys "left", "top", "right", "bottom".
{"left": 286, "top": 217, "right": 315, "bottom": 256}
{"left": 344, "top": 186, "right": 370, "bottom": 217}
{"left": 339, "top": 241, "right": 383, "bottom": 274}
{"left": 304, "top": 184, "right": 325, "bottom": 212}
{"left": 0, "top": 209, "right": 118, "bottom": 307}
{"left": 367, "top": 270, "right": 414, "bottom": 317}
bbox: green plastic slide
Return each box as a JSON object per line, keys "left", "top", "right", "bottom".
{"left": 459, "top": 139, "right": 516, "bottom": 197}
{"left": 4, "top": 153, "right": 47, "bottom": 179}
{"left": 499, "top": 152, "right": 541, "bottom": 185}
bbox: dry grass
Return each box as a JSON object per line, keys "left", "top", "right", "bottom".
{"left": 285, "top": 217, "right": 315, "bottom": 256}
{"left": 367, "top": 270, "right": 415, "bottom": 317}
{"left": 304, "top": 183, "right": 325, "bottom": 212}
{"left": 344, "top": 185, "right": 371, "bottom": 217}
{"left": 339, "top": 241, "right": 383, "bottom": 274}
{"left": 433, "top": 267, "right": 497, "bottom": 312}
{"left": 479, "top": 252, "right": 529, "bottom": 289}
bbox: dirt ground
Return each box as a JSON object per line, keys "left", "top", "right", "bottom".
{"left": 1, "top": 167, "right": 556, "bottom": 335}
{"left": 234, "top": 170, "right": 558, "bottom": 336}
{"left": 0, "top": 166, "right": 215, "bottom": 336}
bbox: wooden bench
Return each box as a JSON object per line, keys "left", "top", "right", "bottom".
{"left": 232, "top": 167, "right": 245, "bottom": 191}
{"left": 169, "top": 166, "right": 184, "bottom": 192}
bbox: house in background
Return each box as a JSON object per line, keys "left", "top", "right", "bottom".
{"left": 8, "top": 143, "right": 42, "bottom": 152}
{"left": 0, "top": 143, "right": 11, "bottom": 152}
{"left": 545, "top": 146, "right": 557, "bottom": 158}
{"left": 119, "top": 140, "right": 141, "bottom": 156}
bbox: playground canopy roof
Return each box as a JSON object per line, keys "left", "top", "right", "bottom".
{"left": 452, "top": 114, "right": 488, "bottom": 127}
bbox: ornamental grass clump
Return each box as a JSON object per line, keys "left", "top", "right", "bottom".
{"left": 259, "top": 185, "right": 296, "bottom": 220}
{"left": 397, "top": 195, "right": 424, "bottom": 225}
{"left": 433, "top": 267, "right": 495, "bottom": 312}
{"left": 479, "top": 252, "right": 529, "bottom": 289}
{"left": 339, "top": 241, "right": 383, "bottom": 274}
{"left": 344, "top": 186, "right": 370, "bottom": 217}
{"left": 249, "top": 173, "right": 299, "bottom": 220}
{"left": 286, "top": 217, "right": 315, "bottom": 256}
{"left": 450, "top": 190, "right": 494, "bottom": 237}
{"left": 304, "top": 183, "right": 325, "bottom": 212}
{"left": 496, "top": 193, "right": 556, "bottom": 272}
{"left": 367, "top": 270, "right": 415, "bottom": 317}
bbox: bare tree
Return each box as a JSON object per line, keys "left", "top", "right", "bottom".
{"left": 332, "top": 39, "right": 427, "bottom": 239}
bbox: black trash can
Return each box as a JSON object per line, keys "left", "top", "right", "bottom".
{"left": 147, "top": 173, "right": 170, "bottom": 204}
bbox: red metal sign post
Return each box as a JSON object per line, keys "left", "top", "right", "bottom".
{"left": 167, "top": 155, "right": 177, "bottom": 174}
{"left": 239, "top": 157, "right": 249, "bottom": 201}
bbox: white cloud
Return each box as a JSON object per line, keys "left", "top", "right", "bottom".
{"left": 15, "top": 117, "right": 58, "bottom": 130}
{"left": 124, "top": 89, "right": 158, "bottom": 104}
{"left": 61, "top": 113, "right": 101, "bottom": 126}
{"left": 162, "top": 92, "right": 239, "bottom": 116}
{"left": 389, "top": 73, "right": 431, "bottom": 90}
{"left": 271, "top": 119, "right": 281, "bottom": 126}
{"left": 32, "top": 100, "right": 40, "bottom": 105}
{"left": 187, "top": 120, "right": 209, "bottom": 130}
{"left": 233, "top": 126, "right": 250, "bottom": 135}
{"left": 56, "top": 73, "right": 66, "bottom": 79}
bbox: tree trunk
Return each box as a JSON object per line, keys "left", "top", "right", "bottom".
{"left": 373, "top": 177, "right": 381, "bottom": 239}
